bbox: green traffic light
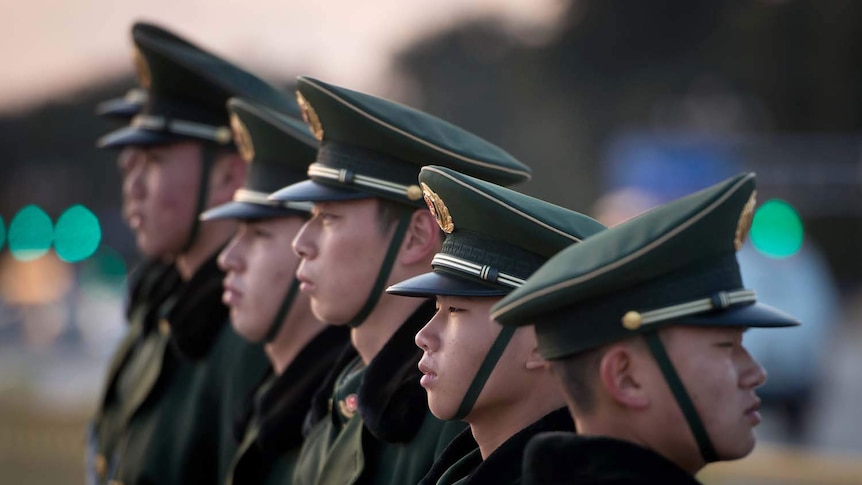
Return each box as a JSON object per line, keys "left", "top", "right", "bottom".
{"left": 749, "top": 199, "right": 804, "bottom": 259}
{"left": 8, "top": 205, "right": 53, "bottom": 261}
{"left": 54, "top": 205, "right": 102, "bottom": 262}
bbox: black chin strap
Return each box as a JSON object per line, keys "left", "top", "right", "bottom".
{"left": 264, "top": 278, "right": 302, "bottom": 343}
{"left": 182, "top": 143, "right": 216, "bottom": 253}
{"left": 452, "top": 324, "right": 516, "bottom": 420}
{"left": 645, "top": 332, "right": 718, "bottom": 463}
{"left": 347, "top": 213, "right": 412, "bottom": 328}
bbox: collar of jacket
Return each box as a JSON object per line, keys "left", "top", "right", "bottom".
{"left": 126, "top": 258, "right": 181, "bottom": 323}
{"left": 253, "top": 325, "right": 352, "bottom": 454}
{"left": 422, "top": 407, "right": 574, "bottom": 485}
{"left": 358, "top": 299, "right": 436, "bottom": 443}
{"left": 163, "top": 250, "right": 229, "bottom": 359}
{"left": 524, "top": 432, "right": 703, "bottom": 485}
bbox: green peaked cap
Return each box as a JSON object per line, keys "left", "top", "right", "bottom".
{"left": 269, "top": 76, "right": 531, "bottom": 207}
{"left": 99, "top": 22, "right": 299, "bottom": 149}
{"left": 491, "top": 172, "right": 800, "bottom": 360}
{"left": 95, "top": 24, "right": 199, "bottom": 120}
{"left": 200, "top": 98, "right": 317, "bottom": 222}
{"left": 387, "top": 166, "right": 606, "bottom": 297}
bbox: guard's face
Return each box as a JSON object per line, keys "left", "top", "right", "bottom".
{"left": 122, "top": 142, "right": 202, "bottom": 257}
{"left": 219, "top": 217, "right": 310, "bottom": 342}
{"left": 415, "top": 295, "right": 535, "bottom": 420}
{"left": 292, "top": 199, "right": 393, "bottom": 325}
{"left": 657, "top": 326, "right": 767, "bottom": 465}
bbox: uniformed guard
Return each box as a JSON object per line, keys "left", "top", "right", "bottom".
{"left": 385, "top": 166, "right": 606, "bottom": 484}
{"left": 490, "top": 173, "right": 801, "bottom": 485}
{"left": 268, "top": 76, "right": 532, "bottom": 485}
{"left": 88, "top": 22, "right": 295, "bottom": 485}
{"left": 200, "top": 97, "right": 351, "bottom": 485}
{"left": 94, "top": 80, "right": 173, "bottom": 334}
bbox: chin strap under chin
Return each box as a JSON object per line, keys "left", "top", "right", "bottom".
{"left": 346, "top": 213, "right": 412, "bottom": 328}
{"left": 182, "top": 143, "right": 216, "bottom": 253}
{"left": 644, "top": 331, "right": 718, "bottom": 463}
{"left": 452, "top": 324, "right": 517, "bottom": 420}
{"left": 263, "top": 277, "right": 302, "bottom": 343}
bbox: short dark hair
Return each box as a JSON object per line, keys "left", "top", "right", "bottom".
{"left": 374, "top": 198, "right": 416, "bottom": 236}
{"left": 549, "top": 346, "right": 604, "bottom": 415}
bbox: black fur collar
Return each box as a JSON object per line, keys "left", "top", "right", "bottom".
{"left": 126, "top": 258, "right": 180, "bottom": 323}
{"left": 302, "top": 300, "right": 435, "bottom": 442}
{"left": 164, "top": 251, "right": 229, "bottom": 360}
{"left": 358, "top": 299, "right": 436, "bottom": 443}
{"left": 254, "top": 325, "right": 352, "bottom": 454}
{"left": 524, "top": 433, "right": 702, "bottom": 485}
{"left": 304, "top": 337, "right": 359, "bottom": 434}
{"left": 421, "top": 407, "right": 574, "bottom": 485}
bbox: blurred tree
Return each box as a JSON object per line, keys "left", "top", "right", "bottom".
{"left": 395, "top": 0, "right": 862, "bottom": 285}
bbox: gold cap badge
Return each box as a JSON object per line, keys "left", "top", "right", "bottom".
{"left": 230, "top": 113, "right": 255, "bottom": 162}
{"left": 421, "top": 182, "right": 454, "bottom": 233}
{"left": 133, "top": 47, "right": 152, "bottom": 89}
{"left": 734, "top": 190, "right": 757, "bottom": 251}
{"left": 296, "top": 91, "right": 324, "bottom": 141}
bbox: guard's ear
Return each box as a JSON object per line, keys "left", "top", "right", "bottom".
{"left": 399, "top": 208, "right": 441, "bottom": 266}
{"left": 208, "top": 151, "right": 246, "bottom": 206}
{"left": 597, "top": 340, "right": 651, "bottom": 410}
{"left": 525, "top": 345, "right": 549, "bottom": 371}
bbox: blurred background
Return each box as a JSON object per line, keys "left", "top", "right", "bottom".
{"left": 2, "top": 1, "right": 862, "bottom": 483}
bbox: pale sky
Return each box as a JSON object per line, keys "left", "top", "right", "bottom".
{"left": 1, "top": 0, "right": 568, "bottom": 114}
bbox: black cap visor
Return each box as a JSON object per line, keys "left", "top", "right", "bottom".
{"left": 98, "top": 125, "right": 189, "bottom": 149}
{"left": 387, "top": 270, "right": 510, "bottom": 298}
{"left": 268, "top": 179, "right": 371, "bottom": 204}
{"left": 677, "top": 301, "right": 801, "bottom": 328}
{"left": 200, "top": 200, "right": 308, "bottom": 222}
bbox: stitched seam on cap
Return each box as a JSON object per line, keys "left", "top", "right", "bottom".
{"left": 424, "top": 166, "right": 583, "bottom": 243}
{"left": 301, "top": 78, "right": 531, "bottom": 180}
{"left": 232, "top": 99, "right": 318, "bottom": 149}
{"left": 491, "top": 173, "right": 754, "bottom": 319}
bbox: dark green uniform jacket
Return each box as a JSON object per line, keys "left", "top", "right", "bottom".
{"left": 86, "top": 254, "right": 269, "bottom": 485}
{"left": 293, "top": 300, "right": 466, "bottom": 485}
{"left": 523, "top": 433, "right": 702, "bottom": 485}
{"left": 226, "top": 325, "right": 351, "bottom": 485}
{"left": 419, "top": 408, "right": 574, "bottom": 485}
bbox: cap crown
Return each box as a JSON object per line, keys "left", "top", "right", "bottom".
{"left": 491, "top": 173, "right": 799, "bottom": 359}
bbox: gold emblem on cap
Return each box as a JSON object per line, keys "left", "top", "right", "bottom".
{"left": 734, "top": 190, "right": 757, "bottom": 251}
{"left": 132, "top": 47, "right": 152, "bottom": 89}
{"left": 621, "top": 311, "right": 642, "bottom": 330}
{"left": 296, "top": 91, "right": 324, "bottom": 141}
{"left": 230, "top": 113, "right": 255, "bottom": 162}
{"left": 420, "top": 182, "right": 454, "bottom": 233}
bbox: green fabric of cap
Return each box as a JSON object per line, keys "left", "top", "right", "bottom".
{"left": 269, "top": 76, "right": 532, "bottom": 206}
{"left": 200, "top": 98, "right": 317, "bottom": 222}
{"left": 491, "top": 172, "right": 800, "bottom": 361}
{"left": 386, "top": 165, "right": 606, "bottom": 297}
{"left": 98, "top": 22, "right": 299, "bottom": 149}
